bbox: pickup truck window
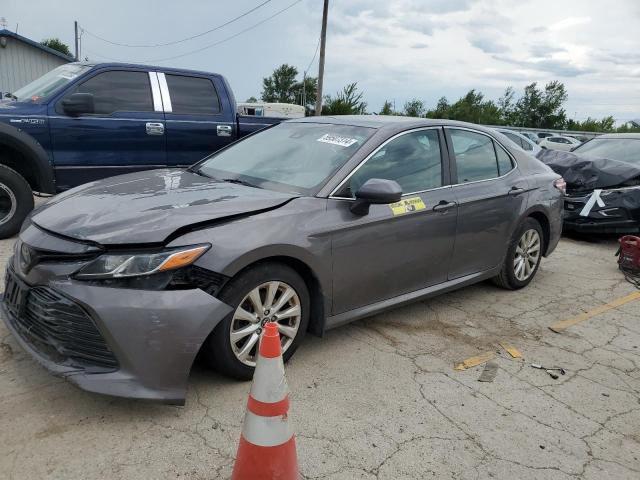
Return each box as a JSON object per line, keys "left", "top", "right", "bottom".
{"left": 165, "top": 74, "right": 221, "bottom": 115}
{"left": 71, "top": 71, "right": 154, "bottom": 115}
{"left": 12, "top": 64, "right": 91, "bottom": 102}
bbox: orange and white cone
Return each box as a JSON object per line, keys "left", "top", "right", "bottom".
{"left": 231, "top": 322, "right": 299, "bottom": 480}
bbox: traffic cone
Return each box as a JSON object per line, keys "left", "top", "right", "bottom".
{"left": 231, "top": 322, "right": 299, "bottom": 480}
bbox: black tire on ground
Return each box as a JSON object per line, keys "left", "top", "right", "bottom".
{"left": 0, "top": 164, "right": 34, "bottom": 239}
{"left": 493, "top": 217, "right": 544, "bottom": 290}
{"left": 204, "top": 262, "right": 310, "bottom": 380}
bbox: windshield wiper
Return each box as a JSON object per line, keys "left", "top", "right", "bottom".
{"left": 220, "top": 178, "right": 262, "bottom": 189}
{"left": 3, "top": 93, "right": 17, "bottom": 100}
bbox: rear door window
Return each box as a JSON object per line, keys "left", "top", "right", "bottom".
{"left": 72, "top": 70, "right": 153, "bottom": 115}
{"left": 165, "top": 74, "right": 221, "bottom": 115}
{"left": 449, "top": 129, "right": 499, "bottom": 183}
{"left": 495, "top": 143, "right": 514, "bottom": 175}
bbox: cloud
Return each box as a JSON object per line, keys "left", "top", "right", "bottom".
{"left": 493, "top": 55, "right": 596, "bottom": 77}
{"left": 410, "top": 42, "right": 429, "bottom": 49}
{"left": 469, "top": 35, "right": 509, "bottom": 54}
{"left": 549, "top": 16, "right": 592, "bottom": 31}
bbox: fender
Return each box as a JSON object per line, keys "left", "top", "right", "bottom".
{"left": 0, "top": 122, "right": 56, "bottom": 194}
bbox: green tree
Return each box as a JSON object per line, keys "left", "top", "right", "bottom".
{"left": 322, "top": 83, "right": 367, "bottom": 115}
{"left": 445, "top": 90, "right": 502, "bottom": 125}
{"left": 425, "top": 97, "right": 450, "bottom": 119}
{"left": 261, "top": 64, "right": 317, "bottom": 114}
{"left": 498, "top": 87, "right": 517, "bottom": 125}
{"left": 566, "top": 116, "right": 616, "bottom": 132}
{"left": 245, "top": 96, "right": 258, "bottom": 103}
{"left": 403, "top": 99, "right": 425, "bottom": 117}
{"left": 379, "top": 100, "right": 394, "bottom": 115}
{"left": 513, "top": 81, "right": 568, "bottom": 129}
{"left": 40, "top": 38, "right": 72, "bottom": 57}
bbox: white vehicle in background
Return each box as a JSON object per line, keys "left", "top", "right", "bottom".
{"left": 519, "top": 131, "right": 541, "bottom": 144}
{"left": 539, "top": 135, "right": 582, "bottom": 152}
{"left": 496, "top": 128, "right": 542, "bottom": 155}
{"left": 238, "top": 102, "right": 305, "bottom": 119}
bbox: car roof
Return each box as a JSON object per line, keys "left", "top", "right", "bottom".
{"left": 288, "top": 115, "right": 503, "bottom": 134}
{"left": 596, "top": 133, "right": 640, "bottom": 140}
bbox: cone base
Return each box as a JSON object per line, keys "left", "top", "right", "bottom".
{"left": 231, "top": 435, "right": 299, "bottom": 480}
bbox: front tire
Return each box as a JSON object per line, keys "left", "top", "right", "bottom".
{"left": 0, "top": 164, "right": 34, "bottom": 239}
{"left": 493, "top": 218, "right": 544, "bottom": 290}
{"left": 204, "top": 262, "right": 310, "bottom": 380}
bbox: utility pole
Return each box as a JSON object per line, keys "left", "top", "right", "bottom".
{"left": 314, "top": 0, "right": 328, "bottom": 116}
{"left": 74, "top": 21, "right": 79, "bottom": 61}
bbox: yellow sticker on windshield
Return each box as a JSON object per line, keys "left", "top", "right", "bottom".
{"left": 389, "top": 197, "right": 426, "bottom": 216}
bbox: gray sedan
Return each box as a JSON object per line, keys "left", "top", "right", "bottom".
{"left": 1, "top": 117, "right": 563, "bottom": 403}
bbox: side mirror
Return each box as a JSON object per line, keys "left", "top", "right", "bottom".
{"left": 62, "top": 93, "right": 94, "bottom": 116}
{"left": 350, "top": 178, "right": 402, "bottom": 215}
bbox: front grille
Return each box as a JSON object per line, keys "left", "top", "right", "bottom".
{"left": 4, "top": 269, "right": 118, "bottom": 372}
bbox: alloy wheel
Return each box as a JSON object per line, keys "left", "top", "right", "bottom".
{"left": 229, "top": 281, "right": 301, "bottom": 367}
{"left": 514, "top": 229, "right": 541, "bottom": 281}
{"left": 0, "top": 183, "right": 16, "bottom": 226}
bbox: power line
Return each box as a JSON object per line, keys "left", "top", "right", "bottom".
{"left": 304, "top": 35, "right": 321, "bottom": 74}
{"left": 141, "top": 0, "right": 303, "bottom": 63}
{"left": 81, "top": 0, "right": 272, "bottom": 48}
{"left": 84, "top": 0, "right": 303, "bottom": 64}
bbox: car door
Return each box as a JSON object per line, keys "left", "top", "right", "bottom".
{"left": 49, "top": 69, "right": 166, "bottom": 190}
{"left": 445, "top": 127, "right": 528, "bottom": 279}
{"left": 160, "top": 72, "right": 236, "bottom": 166}
{"left": 329, "top": 127, "right": 458, "bottom": 315}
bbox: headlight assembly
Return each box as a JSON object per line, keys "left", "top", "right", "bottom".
{"left": 74, "top": 244, "right": 210, "bottom": 280}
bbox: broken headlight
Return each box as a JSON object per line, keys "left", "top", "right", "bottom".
{"left": 74, "top": 244, "right": 210, "bottom": 280}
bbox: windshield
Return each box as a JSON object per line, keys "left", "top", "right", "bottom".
{"left": 573, "top": 138, "right": 640, "bottom": 164}
{"left": 11, "top": 64, "right": 91, "bottom": 102}
{"left": 196, "top": 122, "right": 376, "bottom": 195}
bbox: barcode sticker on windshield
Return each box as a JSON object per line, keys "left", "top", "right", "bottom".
{"left": 317, "top": 134, "right": 359, "bottom": 147}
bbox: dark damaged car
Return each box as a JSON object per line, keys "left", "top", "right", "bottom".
{"left": 2, "top": 117, "right": 563, "bottom": 403}
{"left": 537, "top": 134, "right": 640, "bottom": 233}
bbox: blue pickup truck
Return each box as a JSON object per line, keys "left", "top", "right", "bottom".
{"left": 0, "top": 62, "right": 281, "bottom": 238}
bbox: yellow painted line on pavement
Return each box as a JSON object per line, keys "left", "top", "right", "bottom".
{"left": 454, "top": 352, "right": 495, "bottom": 371}
{"left": 499, "top": 343, "right": 522, "bottom": 358}
{"left": 549, "top": 291, "right": 640, "bottom": 333}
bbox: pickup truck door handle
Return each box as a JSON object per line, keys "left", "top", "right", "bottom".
{"left": 432, "top": 200, "right": 457, "bottom": 212}
{"left": 508, "top": 186, "right": 526, "bottom": 196}
{"left": 217, "top": 125, "right": 232, "bottom": 137}
{"left": 145, "top": 122, "right": 165, "bottom": 135}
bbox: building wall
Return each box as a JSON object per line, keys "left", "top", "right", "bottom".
{"left": 0, "top": 36, "right": 69, "bottom": 93}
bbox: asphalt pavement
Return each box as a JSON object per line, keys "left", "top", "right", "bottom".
{"left": 1, "top": 224, "right": 639, "bottom": 479}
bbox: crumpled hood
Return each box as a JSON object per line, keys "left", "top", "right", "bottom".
{"left": 536, "top": 149, "right": 640, "bottom": 192}
{"left": 32, "top": 169, "right": 297, "bottom": 245}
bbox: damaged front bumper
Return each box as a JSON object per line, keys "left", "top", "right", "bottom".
{"left": 1, "top": 265, "right": 232, "bottom": 404}
{"left": 563, "top": 187, "right": 640, "bottom": 233}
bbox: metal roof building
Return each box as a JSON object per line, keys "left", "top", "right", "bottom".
{"left": 0, "top": 29, "right": 73, "bottom": 95}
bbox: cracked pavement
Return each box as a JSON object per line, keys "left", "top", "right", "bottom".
{"left": 0, "top": 227, "right": 639, "bottom": 479}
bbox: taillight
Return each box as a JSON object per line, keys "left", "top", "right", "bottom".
{"left": 553, "top": 178, "right": 566, "bottom": 196}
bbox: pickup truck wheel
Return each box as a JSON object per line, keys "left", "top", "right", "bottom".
{"left": 0, "top": 165, "right": 33, "bottom": 238}
{"left": 204, "top": 262, "right": 310, "bottom": 380}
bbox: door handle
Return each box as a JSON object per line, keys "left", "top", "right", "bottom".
{"left": 432, "top": 200, "right": 456, "bottom": 212}
{"left": 145, "top": 122, "right": 164, "bottom": 135}
{"left": 217, "top": 125, "right": 232, "bottom": 137}
{"left": 508, "top": 186, "right": 526, "bottom": 196}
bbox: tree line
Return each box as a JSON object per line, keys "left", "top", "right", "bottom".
{"left": 254, "top": 64, "right": 638, "bottom": 133}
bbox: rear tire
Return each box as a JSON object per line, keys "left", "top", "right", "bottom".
{"left": 0, "top": 164, "right": 34, "bottom": 239}
{"left": 493, "top": 217, "right": 544, "bottom": 290}
{"left": 204, "top": 262, "right": 310, "bottom": 380}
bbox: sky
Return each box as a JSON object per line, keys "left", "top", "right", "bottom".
{"left": 2, "top": 0, "right": 639, "bottom": 123}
